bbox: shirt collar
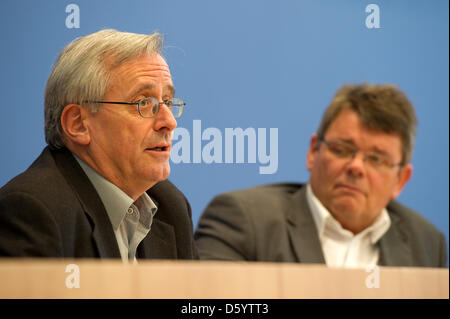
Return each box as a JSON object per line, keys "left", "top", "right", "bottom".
{"left": 74, "top": 155, "right": 157, "bottom": 230}
{"left": 133, "top": 192, "right": 158, "bottom": 230}
{"left": 306, "top": 183, "right": 391, "bottom": 244}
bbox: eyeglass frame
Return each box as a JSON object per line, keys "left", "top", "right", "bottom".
{"left": 318, "top": 137, "right": 404, "bottom": 170}
{"left": 82, "top": 96, "right": 186, "bottom": 118}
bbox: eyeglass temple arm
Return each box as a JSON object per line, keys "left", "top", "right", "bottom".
{"left": 82, "top": 101, "right": 137, "bottom": 105}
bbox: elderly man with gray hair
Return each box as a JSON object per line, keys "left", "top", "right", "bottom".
{"left": 0, "top": 29, "right": 197, "bottom": 261}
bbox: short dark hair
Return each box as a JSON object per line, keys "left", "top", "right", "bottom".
{"left": 316, "top": 83, "right": 417, "bottom": 165}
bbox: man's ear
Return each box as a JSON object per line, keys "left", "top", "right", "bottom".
{"left": 391, "top": 163, "right": 413, "bottom": 199}
{"left": 306, "top": 133, "right": 319, "bottom": 172}
{"left": 60, "top": 104, "right": 91, "bottom": 146}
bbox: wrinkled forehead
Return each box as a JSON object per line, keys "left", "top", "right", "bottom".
{"left": 104, "top": 50, "right": 167, "bottom": 67}
{"left": 111, "top": 52, "right": 169, "bottom": 72}
{"left": 105, "top": 53, "right": 174, "bottom": 95}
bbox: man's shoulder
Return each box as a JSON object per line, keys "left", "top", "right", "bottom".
{"left": 0, "top": 147, "right": 79, "bottom": 205}
{"left": 218, "top": 182, "right": 305, "bottom": 201}
{"left": 387, "top": 200, "right": 443, "bottom": 237}
{"left": 1, "top": 148, "right": 59, "bottom": 195}
{"left": 206, "top": 182, "right": 307, "bottom": 219}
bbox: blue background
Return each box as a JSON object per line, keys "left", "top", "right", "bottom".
{"left": 0, "top": 1, "right": 448, "bottom": 259}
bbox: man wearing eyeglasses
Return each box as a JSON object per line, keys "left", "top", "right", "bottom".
{"left": 0, "top": 29, "right": 197, "bottom": 261}
{"left": 195, "top": 83, "right": 447, "bottom": 267}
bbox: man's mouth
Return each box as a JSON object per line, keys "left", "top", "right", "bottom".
{"left": 335, "top": 183, "right": 366, "bottom": 196}
{"left": 148, "top": 146, "right": 168, "bottom": 151}
{"left": 146, "top": 144, "right": 171, "bottom": 152}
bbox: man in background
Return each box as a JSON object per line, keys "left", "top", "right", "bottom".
{"left": 195, "top": 83, "right": 446, "bottom": 267}
{"left": 0, "top": 29, "right": 197, "bottom": 261}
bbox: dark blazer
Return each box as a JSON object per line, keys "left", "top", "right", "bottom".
{"left": 0, "top": 147, "right": 198, "bottom": 259}
{"left": 195, "top": 183, "right": 447, "bottom": 267}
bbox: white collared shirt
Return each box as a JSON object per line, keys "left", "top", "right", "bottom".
{"left": 306, "top": 183, "right": 391, "bottom": 268}
{"left": 75, "top": 155, "right": 157, "bottom": 263}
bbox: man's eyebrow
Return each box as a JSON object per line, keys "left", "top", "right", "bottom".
{"left": 165, "top": 84, "right": 175, "bottom": 96}
{"left": 335, "top": 138, "right": 356, "bottom": 146}
{"left": 370, "top": 146, "right": 390, "bottom": 156}
{"left": 130, "top": 84, "right": 175, "bottom": 98}
{"left": 129, "top": 84, "right": 154, "bottom": 98}
{"left": 337, "top": 138, "right": 391, "bottom": 155}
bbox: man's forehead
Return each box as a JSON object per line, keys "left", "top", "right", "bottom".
{"left": 326, "top": 109, "right": 403, "bottom": 151}
{"left": 131, "top": 83, "right": 175, "bottom": 96}
{"left": 110, "top": 53, "right": 171, "bottom": 75}
{"left": 107, "top": 53, "right": 174, "bottom": 96}
{"left": 139, "top": 53, "right": 170, "bottom": 71}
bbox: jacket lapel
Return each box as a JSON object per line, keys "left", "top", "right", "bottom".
{"left": 285, "top": 186, "right": 326, "bottom": 264}
{"left": 137, "top": 218, "right": 177, "bottom": 259}
{"left": 284, "top": 184, "right": 412, "bottom": 266}
{"left": 52, "top": 147, "right": 121, "bottom": 258}
{"left": 377, "top": 209, "right": 412, "bottom": 266}
{"left": 136, "top": 182, "right": 185, "bottom": 259}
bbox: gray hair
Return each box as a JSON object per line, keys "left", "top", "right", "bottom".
{"left": 44, "top": 29, "right": 163, "bottom": 149}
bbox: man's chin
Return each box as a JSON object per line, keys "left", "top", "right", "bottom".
{"left": 331, "top": 198, "right": 363, "bottom": 217}
{"left": 142, "top": 164, "right": 171, "bottom": 185}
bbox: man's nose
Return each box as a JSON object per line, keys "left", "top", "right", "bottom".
{"left": 346, "top": 151, "right": 366, "bottom": 177}
{"left": 153, "top": 103, "right": 177, "bottom": 132}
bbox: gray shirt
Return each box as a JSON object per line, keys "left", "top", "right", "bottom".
{"left": 75, "top": 156, "right": 157, "bottom": 263}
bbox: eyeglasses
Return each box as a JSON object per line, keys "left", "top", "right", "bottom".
{"left": 319, "top": 137, "right": 403, "bottom": 171}
{"left": 83, "top": 97, "right": 186, "bottom": 118}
